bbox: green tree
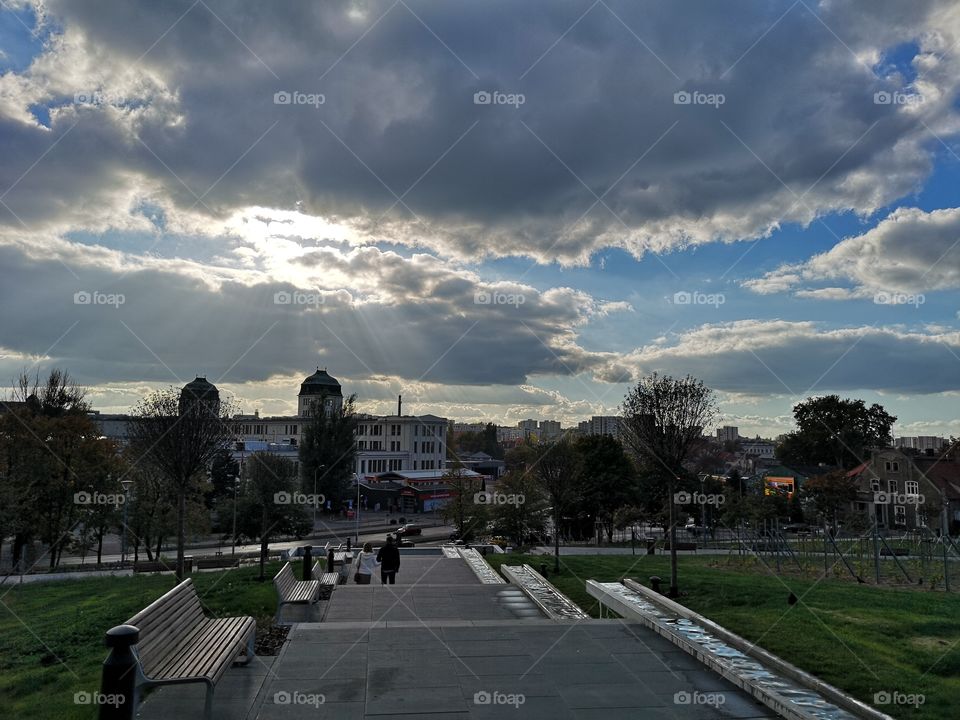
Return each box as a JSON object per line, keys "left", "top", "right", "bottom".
{"left": 620, "top": 373, "right": 719, "bottom": 597}
{"left": 801, "top": 469, "right": 859, "bottom": 532}
{"left": 777, "top": 395, "right": 896, "bottom": 469}
{"left": 236, "top": 451, "right": 312, "bottom": 581}
{"left": 440, "top": 465, "right": 487, "bottom": 541}
{"left": 574, "top": 434, "right": 638, "bottom": 542}
{"left": 299, "top": 393, "right": 358, "bottom": 507}
{"left": 488, "top": 469, "right": 549, "bottom": 547}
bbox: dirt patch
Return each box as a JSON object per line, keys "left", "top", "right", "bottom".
{"left": 254, "top": 624, "right": 290, "bottom": 656}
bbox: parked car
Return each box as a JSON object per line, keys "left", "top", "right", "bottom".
{"left": 396, "top": 524, "right": 422, "bottom": 536}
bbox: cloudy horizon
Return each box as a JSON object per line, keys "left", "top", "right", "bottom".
{"left": 2, "top": 0, "right": 960, "bottom": 438}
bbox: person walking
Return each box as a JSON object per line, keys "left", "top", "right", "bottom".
{"left": 376, "top": 535, "right": 400, "bottom": 584}
{"left": 354, "top": 542, "right": 377, "bottom": 584}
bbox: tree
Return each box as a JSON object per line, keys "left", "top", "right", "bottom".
{"left": 801, "top": 470, "right": 859, "bottom": 532}
{"left": 532, "top": 440, "right": 583, "bottom": 573}
{"left": 1, "top": 369, "right": 111, "bottom": 570}
{"left": 777, "top": 395, "right": 896, "bottom": 469}
{"left": 127, "top": 387, "right": 235, "bottom": 579}
{"left": 440, "top": 465, "right": 487, "bottom": 541}
{"left": 575, "top": 434, "right": 638, "bottom": 542}
{"left": 299, "top": 393, "right": 358, "bottom": 509}
{"left": 620, "top": 373, "right": 719, "bottom": 597}
{"left": 235, "top": 451, "right": 311, "bottom": 580}
{"left": 488, "top": 469, "right": 549, "bottom": 547}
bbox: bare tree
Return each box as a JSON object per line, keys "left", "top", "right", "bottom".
{"left": 621, "top": 373, "right": 718, "bottom": 597}
{"left": 533, "top": 440, "right": 582, "bottom": 573}
{"left": 127, "top": 388, "right": 235, "bottom": 579}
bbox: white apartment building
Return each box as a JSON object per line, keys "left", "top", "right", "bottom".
{"left": 894, "top": 436, "right": 947, "bottom": 452}
{"left": 232, "top": 368, "right": 448, "bottom": 479}
{"left": 578, "top": 415, "right": 621, "bottom": 438}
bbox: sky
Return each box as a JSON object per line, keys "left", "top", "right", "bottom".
{"left": 1, "top": 0, "right": 959, "bottom": 438}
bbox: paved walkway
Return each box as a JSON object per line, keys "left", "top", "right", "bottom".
{"left": 136, "top": 553, "right": 777, "bottom": 719}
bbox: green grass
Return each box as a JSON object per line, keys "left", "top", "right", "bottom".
{"left": 0, "top": 563, "right": 285, "bottom": 720}
{"left": 488, "top": 553, "right": 960, "bottom": 720}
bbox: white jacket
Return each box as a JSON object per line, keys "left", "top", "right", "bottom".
{"left": 356, "top": 550, "right": 379, "bottom": 575}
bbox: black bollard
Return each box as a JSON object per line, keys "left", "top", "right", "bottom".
{"left": 99, "top": 624, "right": 139, "bottom": 720}
{"left": 540, "top": 563, "right": 549, "bottom": 578}
{"left": 346, "top": 538, "right": 351, "bottom": 552}
{"left": 649, "top": 575, "right": 662, "bottom": 594}
{"left": 303, "top": 545, "right": 313, "bottom": 581}
{"left": 327, "top": 548, "right": 336, "bottom": 573}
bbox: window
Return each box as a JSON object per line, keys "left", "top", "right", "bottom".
{"left": 391, "top": 424, "right": 400, "bottom": 436}
{"left": 870, "top": 478, "right": 880, "bottom": 492}
{"left": 885, "top": 461, "right": 901, "bottom": 472}
{"left": 372, "top": 425, "right": 382, "bottom": 436}
{"left": 413, "top": 442, "right": 417, "bottom": 453}
{"left": 894, "top": 505, "right": 907, "bottom": 525}
{"left": 905, "top": 480, "right": 920, "bottom": 496}
{"left": 358, "top": 440, "right": 367, "bottom": 450}
{"left": 361, "top": 460, "right": 366, "bottom": 473}
{"left": 390, "top": 441, "right": 400, "bottom": 451}
{"left": 413, "top": 461, "right": 417, "bottom": 470}
{"left": 888, "top": 480, "right": 898, "bottom": 493}
{"left": 415, "top": 425, "right": 419, "bottom": 435}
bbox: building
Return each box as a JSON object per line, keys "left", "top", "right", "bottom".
{"left": 741, "top": 439, "right": 775, "bottom": 459}
{"left": 894, "top": 436, "right": 947, "bottom": 453}
{"left": 578, "top": 416, "right": 621, "bottom": 438}
{"left": 716, "top": 426, "right": 739, "bottom": 443}
{"left": 844, "top": 449, "right": 943, "bottom": 531}
{"left": 452, "top": 422, "right": 488, "bottom": 433}
{"left": 538, "top": 420, "right": 562, "bottom": 440}
{"left": 232, "top": 369, "right": 447, "bottom": 479}
{"left": 91, "top": 369, "right": 448, "bottom": 482}
{"left": 358, "top": 468, "right": 484, "bottom": 514}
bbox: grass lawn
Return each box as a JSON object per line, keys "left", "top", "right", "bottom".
{"left": 487, "top": 553, "right": 960, "bottom": 720}
{"left": 0, "top": 562, "right": 286, "bottom": 720}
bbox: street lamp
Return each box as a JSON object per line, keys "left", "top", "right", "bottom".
{"left": 119, "top": 476, "right": 133, "bottom": 565}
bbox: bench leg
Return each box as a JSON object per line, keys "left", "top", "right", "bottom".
{"left": 240, "top": 630, "right": 255, "bottom": 665}
{"left": 204, "top": 683, "right": 214, "bottom": 720}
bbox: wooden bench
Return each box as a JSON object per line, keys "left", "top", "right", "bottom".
{"left": 312, "top": 560, "right": 340, "bottom": 589}
{"left": 196, "top": 557, "right": 240, "bottom": 569}
{"left": 133, "top": 558, "right": 193, "bottom": 573}
{"left": 273, "top": 562, "right": 323, "bottom": 623}
{"left": 124, "top": 578, "right": 255, "bottom": 719}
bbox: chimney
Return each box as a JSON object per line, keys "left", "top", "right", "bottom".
{"left": 397, "top": 394, "right": 402, "bottom": 416}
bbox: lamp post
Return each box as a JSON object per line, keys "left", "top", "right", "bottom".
{"left": 231, "top": 475, "right": 240, "bottom": 556}
{"left": 119, "top": 477, "right": 133, "bottom": 565}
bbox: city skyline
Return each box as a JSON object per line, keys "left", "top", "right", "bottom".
{"left": 2, "top": 2, "right": 960, "bottom": 439}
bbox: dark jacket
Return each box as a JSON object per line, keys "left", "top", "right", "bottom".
{"left": 376, "top": 543, "right": 400, "bottom": 572}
